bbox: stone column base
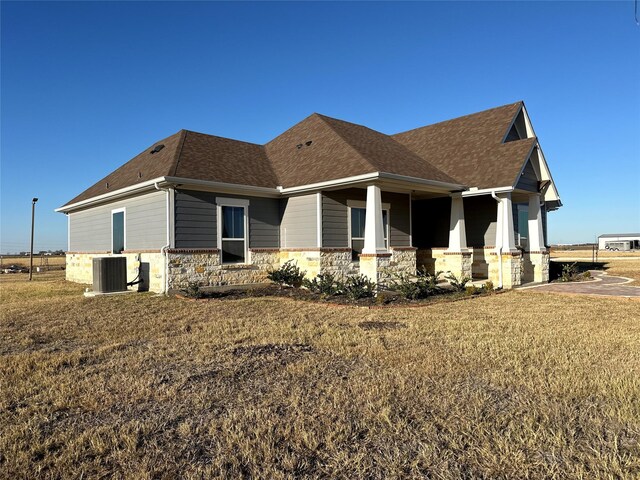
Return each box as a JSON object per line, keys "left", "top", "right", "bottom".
{"left": 442, "top": 251, "right": 473, "bottom": 280}
{"left": 359, "top": 252, "right": 392, "bottom": 285}
{"left": 523, "top": 251, "right": 550, "bottom": 283}
{"left": 489, "top": 251, "right": 522, "bottom": 288}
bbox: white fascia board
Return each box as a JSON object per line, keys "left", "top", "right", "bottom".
{"left": 55, "top": 177, "right": 169, "bottom": 213}
{"left": 164, "top": 177, "right": 281, "bottom": 197}
{"left": 461, "top": 186, "right": 513, "bottom": 197}
{"left": 278, "top": 172, "right": 381, "bottom": 194}
{"left": 56, "top": 176, "right": 282, "bottom": 213}
{"left": 278, "top": 172, "right": 465, "bottom": 195}
{"left": 378, "top": 172, "right": 466, "bottom": 191}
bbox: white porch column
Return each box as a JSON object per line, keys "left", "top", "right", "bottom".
{"left": 362, "top": 184, "right": 387, "bottom": 254}
{"left": 496, "top": 193, "right": 517, "bottom": 252}
{"left": 527, "top": 193, "right": 546, "bottom": 251}
{"left": 447, "top": 195, "right": 468, "bottom": 252}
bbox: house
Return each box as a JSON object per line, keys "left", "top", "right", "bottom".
{"left": 56, "top": 101, "right": 561, "bottom": 293}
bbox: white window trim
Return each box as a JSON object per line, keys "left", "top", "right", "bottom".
{"left": 348, "top": 206, "right": 389, "bottom": 256}
{"left": 216, "top": 198, "right": 249, "bottom": 265}
{"left": 111, "top": 207, "right": 126, "bottom": 254}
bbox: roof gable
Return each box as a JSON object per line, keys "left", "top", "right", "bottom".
{"left": 393, "top": 102, "right": 533, "bottom": 189}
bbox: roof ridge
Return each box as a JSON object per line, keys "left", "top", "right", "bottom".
{"left": 170, "top": 129, "right": 188, "bottom": 177}
{"left": 394, "top": 101, "right": 523, "bottom": 136}
{"left": 317, "top": 114, "right": 459, "bottom": 184}
{"left": 314, "top": 115, "right": 377, "bottom": 173}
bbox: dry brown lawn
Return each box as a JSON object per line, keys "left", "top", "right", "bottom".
{"left": 0, "top": 255, "right": 66, "bottom": 269}
{"left": 1, "top": 272, "right": 639, "bottom": 478}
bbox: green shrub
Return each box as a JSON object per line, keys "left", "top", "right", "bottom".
{"left": 560, "top": 262, "right": 578, "bottom": 282}
{"left": 445, "top": 272, "right": 471, "bottom": 292}
{"left": 390, "top": 268, "right": 442, "bottom": 300}
{"left": 184, "top": 281, "right": 203, "bottom": 299}
{"left": 343, "top": 274, "right": 376, "bottom": 300}
{"left": 303, "top": 273, "right": 342, "bottom": 296}
{"left": 465, "top": 285, "right": 479, "bottom": 296}
{"left": 267, "top": 260, "right": 306, "bottom": 287}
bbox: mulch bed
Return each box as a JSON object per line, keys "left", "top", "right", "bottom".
{"left": 174, "top": 284, "right": 501, "bottom": 308}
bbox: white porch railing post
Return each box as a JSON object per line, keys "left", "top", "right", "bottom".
{"left": 362, "top": 184, "right": 387, "bottom": 254}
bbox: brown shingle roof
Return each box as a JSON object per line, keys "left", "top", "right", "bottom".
{"left": 62, "top": 101, "right": 535, "bottom": 208}
{"left": 63, "top": 130, "right": 186, "bottom": 206}
{"left": 393, "top": 101, "right": 534, "bottom": 189}
{"left": 63, "top": 130, "right": 275, "bottom": 206}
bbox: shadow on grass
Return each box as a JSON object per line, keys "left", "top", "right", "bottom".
{"left": 549, "top": 260, "right": 609, "bottom": 281}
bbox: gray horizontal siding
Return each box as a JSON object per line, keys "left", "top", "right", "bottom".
{"left": 248, "top": 198, "right": 280, "bottom": 248}
{"left": 69, "top": 191, "right": 167, "bottom": 252}
{"left": 322, "top": 189, "right": 410, "bottom": 248}
{"left": 174, "top": 190, "right": 280, "bottom": 249}
{"left": 515, "top": 160, "right": 539, "bottom": 192}
{"left": 175, "top": 191, "right": 217, "bottom": 248}
{"left": 281, "top": 194, "right": 318, "bottom": 248}
{"left": 383, "top": 192, "right": 411, "bottom": 247}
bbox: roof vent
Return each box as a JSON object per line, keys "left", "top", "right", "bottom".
{"left": 150, "top": 144, "right": 165, "bottom": 154}
{"left": 296, "top": 144, "right": 303, "bottom": 149}
{"left": 137, "top": 172, "right": 143, "bottom": 179}
{"left": 305, "top": 140, "right": 312, "bottom": 146}
{"left": 105, "top": 182, "right": 109, "bottom": 189}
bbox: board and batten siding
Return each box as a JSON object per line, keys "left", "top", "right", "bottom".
{"left": 69, "top": 191, "right": 167, "bottom": 252}
{"left": 280, "top": 194, "right": 318, "bottom": 248}
{"left": 515, "top": 160, "right": 539, "bottom": 192}
{"left": 322, "top": 189, "right": 411, "bottom": 248}
{"left": 174, "top": 190, "right": 280, "bottom": 249}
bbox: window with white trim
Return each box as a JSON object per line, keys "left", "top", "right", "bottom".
{"left": 350, "top": 207, "right": 388, "bottom": 261}
{"left": 217, "top": 198, "right": 249, "bottom": 264}
{"left": 112, "top": 209, "right": 125, "bottom": 254}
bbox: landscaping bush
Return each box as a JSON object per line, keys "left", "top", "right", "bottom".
{"left": 267, "top": 260, "right": 306, "bottom": 287}
{"left": 342, "top": 274, "right": 376, "bottom": 300}
{"left": 465, "top": 285, "right": 480, "bottom": 296}
{"left": 390, "top": 268, "right": 443, "bottom": 300}
{"left": 445, "top": 272, "right": 471, "bottom": 292}
{"left": 303, "top": 273, "right": 343, "bottom": 297}
{"left": 482, "top": 280, "right": 495, "bottom": 292}
{"left": 184, "top": 281, "right": 204, "bottom": 299}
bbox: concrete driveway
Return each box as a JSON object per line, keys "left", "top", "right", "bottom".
{"left": 518, "top": 270, "right": 640, "bottom": 298}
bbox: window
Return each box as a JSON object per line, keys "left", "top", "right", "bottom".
{"left": 112, "top": 209, "right": 125, "bottom": 254}
{"left": 516, "top": 204, "right": 529, "bottom": 249}
{"left": 350, "top": 207, "right": 388, "bottom": 261}
{"left": 218, "top": 200, "right": 248, "bottom": 264}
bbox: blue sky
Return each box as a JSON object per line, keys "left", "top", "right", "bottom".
{"left": 1, "top": 1, "right": 639, "bottom": 252}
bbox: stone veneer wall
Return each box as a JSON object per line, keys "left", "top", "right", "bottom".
{"left": 389, "top": 247, "right": 417, "bottom": 275}
{"left": 415, "top": 248, "right": 471, "bottom": 279}
{"left": 488, "top": 251, "right": 522, "bottom": 288}
{"left": 167, "top": 249, "right": 281, "bottom": 290}
{"left": 522, "top": 251, "right": 550, "bottom": 283}
{"left": 66, "top": 252, "right": 165, "bottom": 293}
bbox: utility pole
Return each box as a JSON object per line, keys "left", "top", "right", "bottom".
{"left": 29, "top": 198, "right": 38, "bottom": 281}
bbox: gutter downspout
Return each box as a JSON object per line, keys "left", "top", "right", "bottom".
{"left": 490, "top": 191, "right": 503, "bottom": 289}
{"left": 155, "top": 182, "right": 172, "bottom": 294}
